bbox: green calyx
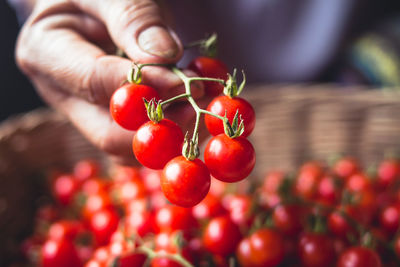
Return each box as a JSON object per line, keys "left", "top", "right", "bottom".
{"left": 182, "top": 133, "right": 200, "bottom": 160}
{"left": 223, "top": 69, "right": 246, "bottom": 98}
{"left": 223, "top": 109, "right": 245, "bottom": 138}
{"left": 144, "top": 98, "right": 164, "bottom": 123}
{"left": 127, "top": 62, "right": 142, "bottom": 84}
{"left": 201, "top": 33, "right": 218, "bottom": 58}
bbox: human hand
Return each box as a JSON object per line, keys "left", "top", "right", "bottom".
{"left": 16, "top": 0, "right": 204, "bottom": 164}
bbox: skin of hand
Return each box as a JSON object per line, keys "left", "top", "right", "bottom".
{"left": 15, "top": 0, "right": 205, "bottom": 164}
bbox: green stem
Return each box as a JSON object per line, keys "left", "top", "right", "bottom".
{"left": 172, "top": 67, "right": 226, "bottom": 143}
{"left": 160, "top": 93, "right": 190, "bottom": 106}
{"left": 138, "top": 246, "right": 194, "bottom": 267}
{"left": 188, "top": 77, "right": 225, "bottom": 85}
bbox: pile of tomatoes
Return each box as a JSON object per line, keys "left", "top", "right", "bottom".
{"left": 20, "top": 156, "right": 400, "bottom": 267}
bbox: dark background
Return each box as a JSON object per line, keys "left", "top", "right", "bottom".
{"left": 0, "top": 1, "right": 43, "bottom": 122}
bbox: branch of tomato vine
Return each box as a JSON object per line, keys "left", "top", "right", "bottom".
{"left": 137, "top": 245, "right": 194, "bottom": 267}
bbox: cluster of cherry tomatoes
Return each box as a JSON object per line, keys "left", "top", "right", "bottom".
{"left": 20, "top": 156, "right": 400, "bottom": 267}
{"left": 109, "top": 55, "right": 256, "bottom": 208}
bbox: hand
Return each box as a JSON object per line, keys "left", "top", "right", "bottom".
{"left": 16, "top": 0, "right": 204, "bottom": 164}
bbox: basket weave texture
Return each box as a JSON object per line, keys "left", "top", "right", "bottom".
{"left": 2, "top": 84, "right": 400, "bottom": 263}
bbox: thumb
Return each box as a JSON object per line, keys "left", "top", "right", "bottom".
{"left": 70, "top": 0, "right": 182, "bottom": 62}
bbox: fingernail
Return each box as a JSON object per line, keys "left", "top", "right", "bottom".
{"left": 138, "top": 26, "right": 179, "bottom": 58}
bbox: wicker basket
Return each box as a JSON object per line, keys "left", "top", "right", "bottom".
{"left": 2, "top": 84, "right": 400, "bottom": 264}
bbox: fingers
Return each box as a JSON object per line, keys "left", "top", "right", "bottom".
{"left": 69, "top": 0, "right": 183, "bottom": 62}
{"left": 16, "top": 9, "right": 202, "bottom": 106}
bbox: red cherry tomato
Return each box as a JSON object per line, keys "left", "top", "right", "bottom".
{"left": 117, "top": 252, "right": 147, "bottom": 267}
{"left": 133, "top": 119, "right": 184, "bottom": 170}
{"left": 110, "top": 83, "right": 159, "bottom": 130}
{"left": 74, "top": 160, "right": 99, "bottom": 182}
{"left": 161, "top": 156, "right": 211, "bottom": 207}
{"left": 223, "top": 194, "right": 253, "bottom": 227}
{"left": 48, "top": 220, "right": 84, "bottom": 241}
{"left": 204, "top": 134, "right": 255, "bottom": 183}
{"left": 337, "top": 246, "right": 382, "bottom": 267}
{"left": 52, "top": 174, "right": 79, "bottom": 206}
{"left": 379, "top": 204, "right": 400, "bottom": 234}
{"left": 82, "top": 192, "right": 113, "bottom": 221}
{"left": 41, "top": 238, "right": 82, "bottom": 267}
{"left": 124, "top": 210, "right": 153, "bottom": 237}
{"left": 333, "top": 157, "right": 359, "bottom": 179}
{"left": 294, "top": 165, "right": 322, "bottom": 200}
{"left": 298, "top": 232, "right": 335, "bottom": 267}
{"left": 377, "top": 159, "right": 400, "bottom": 188}
{"left": 188, "top": 56, "right": 228, "bottom": 96}
{"left": 154, "top": 205, "right": 197, "bottom": 233}
{"left": 203, "top": 216, "right": 242, "bottom": 256}
{"left": 192, "top": 193, "right": 226, "bottom": 220}
{"left": 237, "top": 228, "right": 285, "bottom": 267}
{"left": 204, "top": 95, "right": 255, "bottom": 137}
{"left": 89, "top": 209, "right": 119, "bottom": 246}
{"left": 272, "top": 204, "right": 305, "bottom": 236}
{"left": 315, "top": 175, "right": 340, "bottom": 205}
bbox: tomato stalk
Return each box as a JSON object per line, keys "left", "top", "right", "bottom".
{"left": 137, "top": 245, "right": 194, "bottom": 267}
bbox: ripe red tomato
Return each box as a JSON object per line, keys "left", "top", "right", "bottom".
{"left": 188, "top": 56, "right": 228, "bottom": 96}
{"left": 224, "top": 194, "right": 253, "bottom": 227}
{"left": 48, "top": 220, "right": 84, "bottom": 241}
{"left": 298, "top": 232, "right": 335, "bottom": 267}
{"left": 133, "top": 119, "right": 184, "bottom": 170}
{"left": 204, "top": 134, "right": 255, "bottom": 183}
{"left": 379, "top": 204, "right": 400, "bottom": 234}
{"left": 328, "top": 208, "right": 355, "bottom": 238}
{"left": 315, "top": 175, "right": 340, "bottom": 205}
{"left": 117, "top": 252, "right": 147, "bottom": 267}
{"left": 41, "top": 238, "right": 82, "bottom": 267}
{"left": 89, "top": 209, "right": 119, "bottom": 246}
{"left": 204, "top": 95, "right": 255, "bottom": 137}
{"left": 377, "top": 159, "right": 400, "bottom": 188}
{"left": 73, "top": 160, "right": 99, "bottom": 182}
{"left": 81, "top": 192, "right": 113, "bottom": 221}
{"left": 153, "top": 205, "right": 197, "bottom": 233}
{"left": 333, "top": 157, "right": 359, "bottom": 179}
{"left": 114, "top": 177, "right": 146, "bottom": 204}
{"left": 237, "top": 228, "right": 285, "bottom": 267}
{"left": 110, "top": 83, "right": 159, "bottom": 130}
{"left": 294, "top": 165, "right": 322, "bottom": 200}
{"left": 124, "top": 210, "right": 153, "bottom": 237}
{"left": 52, "top": 174, "right": 79, "bottom": 206}
{"left": 161, "top": 156, "right": 211, "bottom": 207}
{"left": 337, "top": 246, "right": 382, "bottom": 267}
{"left": 192, "top": 193, "right": 226, "bottom": 220}
{"left": 203, "top": 216, "right": 242, "bottom": 256}
{"left": 272, "top": 204, "right": 305, "bottom": 236}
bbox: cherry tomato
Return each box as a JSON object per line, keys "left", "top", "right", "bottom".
{"left": 315, "top": 175, "right": 340, "bottom": 205}
{"left": 333, "top": 157, "right": 359, "bottom": 179}
{"left": 294, "top": 164, "right": 322, "bottom": 200}
{"left": 337, "top": 246, "right": 382, "bottom": 267}
{"left": 298, "top": 232, "right": 335, "bottom": 267}
{"left": 52, "top": 174, "right": 79, "bottom": 206}
{"left": 114, "top": 177, "right": 146, "bottom": 204}
{"left": 379, "top": 204, "right": 400, "bottom": 234}
{"left": 223, "top": 194, "right": 253, "bottom": 227}
{"left": 110, "top": 83, "right": 159, "bottom": 130}
{"left": 116, "top": 252, "right": 147, "bottom": 267}
{"left": 204, "top": 95, "right": 255, "bottom": 138}
{"left": 74, "top": 160, "right": 99, "bottom": 182}
{"left": 192, "top": 193, "right": 226, "bottom": 220}
{"left": 237, "top": 228, "right": 285, "bottom": 267}
{"left": 81, "top": 192, "right": 113, "bottom": 221}
{"left": 89, "top": 209, "right": 119, "bottom": 246}
{"left": 204, "top": 134, "right": 255, "bottom": 183}
{"left": 328, "top": 208, "right": 355, "bottom": 238}
{"left": 41, "top": 238, "right": 82, "bottom": 267}
{"left": 133, "top": 119, "right": 184, "bottom": 170}
{"left": 203, "top": 216, "right": 242, "bottom": 256}
{"left": 188, "top": 56, "right": 228, "bottom": 96}
{"left": 272, "top": 204, "right": 305, "bottom": 236}
{"left": 161, "top": 156, "right": 211, "bottom": 207}
{"left": 124, "top": 210, "right": 153, "bottom": 237}
{"left": 377, "top": 159, "right": 400, "bottom": 188}
{"left": 154, "top": 205, "right": 197, "bottom": 233}
{"left": 48, "top": 220, "right": 84, "bottom": 241}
